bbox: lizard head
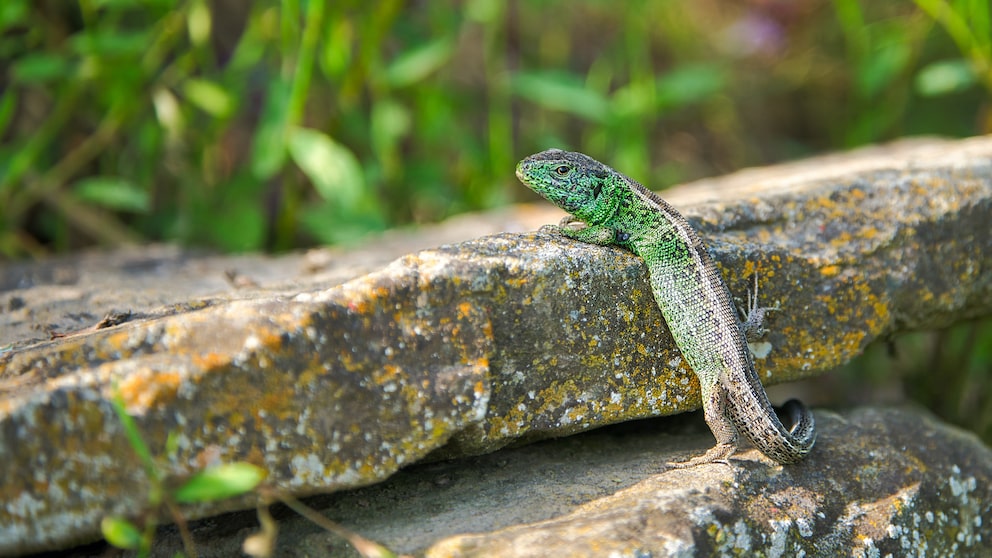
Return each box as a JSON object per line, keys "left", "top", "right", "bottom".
{"left": 515, "top": 149, "right": 620, "bottom": 225}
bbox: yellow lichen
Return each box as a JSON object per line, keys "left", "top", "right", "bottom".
{"left": 117, "top": 369, "right": 182, "bottom": 411}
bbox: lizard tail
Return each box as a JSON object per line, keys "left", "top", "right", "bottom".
{"left": 729, "top": 388, "right": 816, "bottom": 464}
{"left": 775, "top": 398, "right": 816, "bottom": 462}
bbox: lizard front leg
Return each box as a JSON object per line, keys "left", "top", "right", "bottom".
{"left": 541, "top": 217, "right": 618, "bottom": 246}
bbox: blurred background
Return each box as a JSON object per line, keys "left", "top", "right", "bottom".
{"left": 1, "top": 1, "right": 991, "bottom": 440}
{"left": 1, "top": 0, "right": 989, "bottom": 257}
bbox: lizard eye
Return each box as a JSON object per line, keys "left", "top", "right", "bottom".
{"left": 554, "top": 165, "right": 571, "bottom": 176}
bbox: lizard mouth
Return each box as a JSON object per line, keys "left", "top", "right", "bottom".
{"left": 514, "top": 164, "right": 527, "bottom": 182}
{"left": 515, "top": 159, "right": 540, "bottom": 182}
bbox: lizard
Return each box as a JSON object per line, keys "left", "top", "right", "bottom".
{"left": 515, "top": 148, "right": 815, "bottom": 467}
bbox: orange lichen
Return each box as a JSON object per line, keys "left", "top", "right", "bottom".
{"left": 860, "top": 226, "right": 879, "bottom": 239}
{"left": 820, "top": 265, "right": 840, "bottom": 277}
{"left": 506, "top": 277, "right": 528, "bottom": 288}
{"left": 192, "top": 352, "right": 230, "bottom": 370}
{"left": 117, "top": 369, "right": 182, "bottom": 410}
{"left": 375, "top": 364, "right": 402, "bottom": 384}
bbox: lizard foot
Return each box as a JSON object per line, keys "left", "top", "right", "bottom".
{"left": 666, "top": 443, "right": 737, "bottom": 469}
{"left": 737, "top": 272, "right": 780, "bottom": 342}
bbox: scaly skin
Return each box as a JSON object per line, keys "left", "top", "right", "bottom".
{"left": 516, "top": 149, "right": 815, "bottom": 467}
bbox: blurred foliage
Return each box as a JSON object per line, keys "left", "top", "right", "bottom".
{"left": 1, "top": 1, "right": 991, "bottom": 440}
{"left": 0, "top": 0, "right": 989, "bottom": 257}
{"left": 824, "top": 319, "right": 992, "bottom": 444}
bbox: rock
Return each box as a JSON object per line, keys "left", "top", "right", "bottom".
{"left": 422, "top": 406, "right": 992, "bottom": 557}
{"left": 61, "top": 406, "right": 992, "bottom": 557}
{"left": 2, "top": 137, "right": 992, "bottom": 555}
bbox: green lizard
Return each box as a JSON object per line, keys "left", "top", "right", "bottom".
{"left": 516, "top": 149, "right": 815, "bottom": 467}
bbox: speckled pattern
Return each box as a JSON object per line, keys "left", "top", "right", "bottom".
{"left": 1, "top": 137, "right": 992, "bottom": 555}
{"left": 516, "top": 149, "right": 815, "bottom": 465}
{"left": 422, "top": 407, "right": 992, "bottom": 558}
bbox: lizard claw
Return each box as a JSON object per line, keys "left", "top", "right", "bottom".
{"left": 740, "top": 271, "right": 780, "bottom": 342}
{"left": 665, "top": 443, "right": 737, "bottom": 470}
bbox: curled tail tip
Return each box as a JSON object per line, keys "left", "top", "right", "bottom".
{"left": 780, "top": 397, "right": 817, "bottom": 452}
{"left": 781, "top": 398, "right": 815, "bottom": 427}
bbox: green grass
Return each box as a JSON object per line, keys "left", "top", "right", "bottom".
{"left": 0, "top": 0, "right": 988, "bottom": 256}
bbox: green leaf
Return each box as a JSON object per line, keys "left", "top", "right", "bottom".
{"left": 71, "top": 29, "right": 152, "bottom": 57}
{"left": 109, "top": 388, "right": 157, "bottom": 482}
{"left": 915, "top": 59, "right": 977, "bottom": 97}
{"left": 152, "top": 87, "right": 183, "bottom": 137}
{"left": 654, "top": 64, "right": 725, "bottom": 110}
{"left": 0, "top": 1, "right": 28, "bottom": 31}
{"left": 858, "top": 41, "right": 910, "bottom": 97}
{"left": 12, "top": 54, "right": 69, "bottom": 84}
{"left": 287, "top": 127, "right": 365, "bottom": 206}
{"left": 92, "top": 0, "right": 171, "bottom": 6}
{"left": 610, "top": 80, "right": 656, "bottom": 119}
{"left": 74, "top": 177, "right": 150, "bottom": 212}
{"left": 856, "top": 24, "right": 911, "bottom": 98}
{"left": 205, "top": 200, "right": 266, "bottom": 252}
{"left": 0, "top": 89, "right": 17, "bottom": 137}
{"left": 187, "top": 0, "right": 212, "bottom": 46}
{"left": 101, "top": 516, "right": 143, "bottom": 549}
{"left": 250, "top": 78, "right": 291, "bottom": 181}
{"left": 383, "top": 39, "right": 454, "bottom": 87}
{"left": 371, "top": 99, "right": 411, "bottom": 160}
{"left": 300, "top": 199, "right": 387, "bottom": 246}
{"left": 174, "top": 463, "right": 266, "bottom": 503}
{"left": 321, "top": 19, "right": 353, "bottom": 77}
{"left": 466, "top": 0, "right": 503, "bottom": 23}
{"left": 511, "top": 71, "right": 611, "bottom": 122}
{"left": 183, "top": 78, "right": 235, "bottom": 118}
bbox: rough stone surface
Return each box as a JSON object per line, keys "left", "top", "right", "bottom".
{"left": 0, "top": 207, "right": 536, "bottom": 353}
{"left": 422, "top": 407, "right": 992, "bottom": 558}
{"left": 57, "top": 406, "right": 992, "bottom": 557}
{"left": 2, "top": 136, "right": 992, "bottom": 555}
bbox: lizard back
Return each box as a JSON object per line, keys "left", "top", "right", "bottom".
{"left": 615, "top": 174, "right": 815, "bottom": 463}
{"left": 516, "top": 148, "right": 815, "bottom": 465}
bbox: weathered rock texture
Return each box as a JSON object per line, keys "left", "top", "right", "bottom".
{"left": 74, "top": 406, "right": 992, "bottom": 557}
{"left": 424, "top": 407, "right": 992, "bottom": 557}
{"left": 2, "top": 136, "right": 992, "bottom": 555}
